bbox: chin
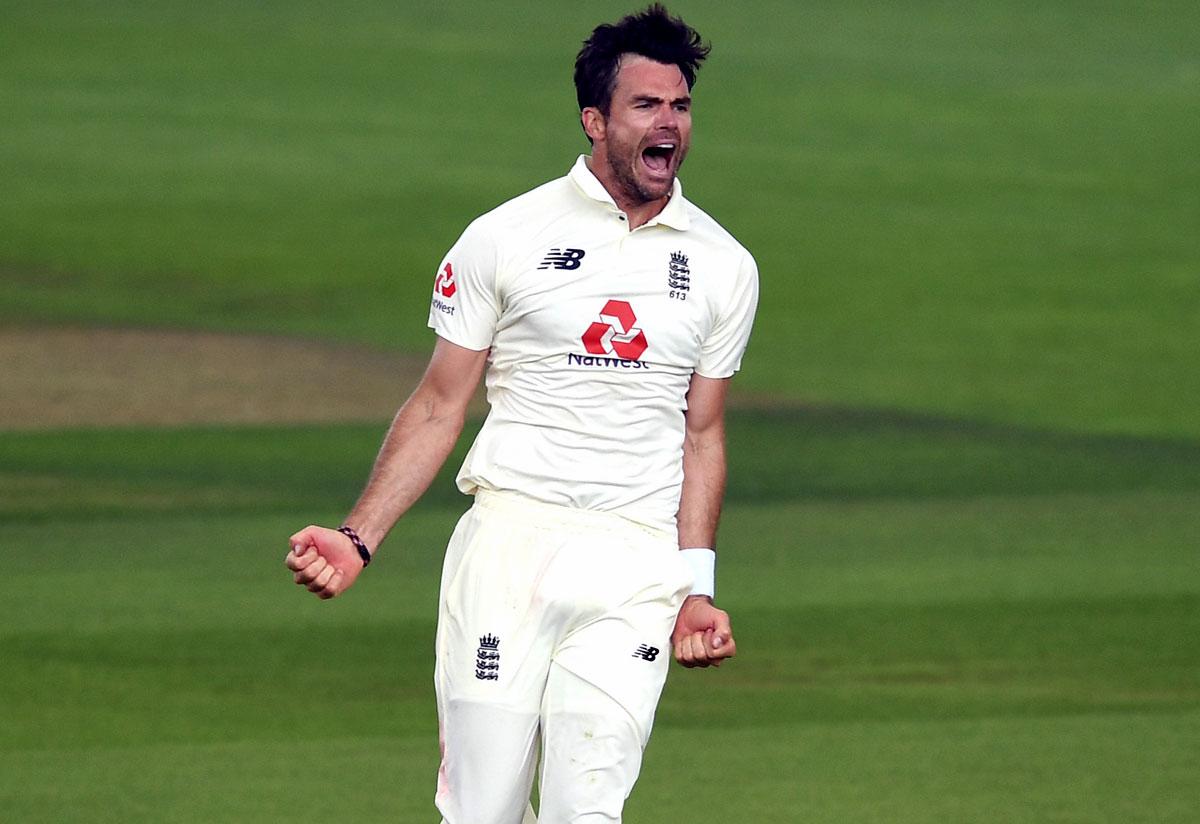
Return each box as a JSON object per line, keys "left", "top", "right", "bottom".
{"left": 636, "top": 176, "right": 674, "bottom": 202}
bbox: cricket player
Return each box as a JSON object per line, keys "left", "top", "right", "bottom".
{"left": 286, "top": 5, "right": 758, "bottom": 821}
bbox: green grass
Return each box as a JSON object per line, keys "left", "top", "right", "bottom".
{"left": 2, "top": 0, "right": 1198, "bottom": 435}
{"left": 3, "top": 415, "right": 1198, "bottom": 821}
{"left": 2, "top": 407, "right": 1198, "bottom": 522}
{"left": 2, "top": 1, "right": 1198, "bottom": 820}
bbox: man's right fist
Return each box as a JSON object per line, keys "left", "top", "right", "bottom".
{"left": 285, "top": 525, "right": 365, "bottom": 600}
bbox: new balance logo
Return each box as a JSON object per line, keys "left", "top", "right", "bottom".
{"left": 632, "top": 644, "right": 660, "bottom": 662}
{"left": 538, "top": 248, "right": 586, "bottom": 270}
{"left": 475, "top": 634, "right": 500, "bottom": 681}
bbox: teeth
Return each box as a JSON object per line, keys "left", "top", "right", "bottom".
{"left": 655, "top": 143, "right": 675, "bottom": 149}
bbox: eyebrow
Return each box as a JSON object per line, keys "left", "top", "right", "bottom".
{"left": 631, "top": 94, "right": 692, "bottom": 106}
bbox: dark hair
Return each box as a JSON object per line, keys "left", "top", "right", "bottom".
{"left": 574, "top": 4, "right": 710, "bottom": 115}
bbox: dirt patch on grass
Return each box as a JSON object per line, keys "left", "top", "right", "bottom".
{"left": 0, "top": 326, "right": 783, "bottom": 431}
{"left": 0, "top": 327, "right": 467, "bottom": 430}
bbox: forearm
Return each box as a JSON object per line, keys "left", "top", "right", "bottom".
{"left": 676, "top": 419, "right": 727, "bottom": 550}
{"left": 344, "top": 388, "right": 467, "bottom": 551}
{"left": 335, "top": 338, "right": 488, "bottom": 552}
{"left": 672, "top": 408, "right": 738, "bottom": 666}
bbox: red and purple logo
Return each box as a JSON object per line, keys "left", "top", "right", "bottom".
{"left": 581, "top": 300, "right": 648, "bottom": 360}
{"left": 434, "top": 262, "right": 457, "bottom": 298}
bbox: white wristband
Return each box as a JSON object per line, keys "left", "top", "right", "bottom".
{"left": 679, "top": 547, "right": 716, "bottom": 599}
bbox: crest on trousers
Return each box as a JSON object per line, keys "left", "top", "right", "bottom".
{"left": 475, "top": 634, "right": 500, "bottom": 681}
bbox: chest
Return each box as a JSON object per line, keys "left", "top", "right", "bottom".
{"left": 495, "top": 231, "right": 718, "bottom": 367}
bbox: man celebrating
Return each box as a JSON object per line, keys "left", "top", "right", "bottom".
{"left": 286, "top": 5, "right": 758, "bottom": 821}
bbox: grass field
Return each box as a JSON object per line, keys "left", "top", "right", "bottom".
{"left": 2, "top": 1, "right": 1198, "bottom": 822}
{"left": 3, "top": 423, "right": 1197, "bottom": 822}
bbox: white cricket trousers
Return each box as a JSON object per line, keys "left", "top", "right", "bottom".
{"left": 434, "top": 490, "right": 693, "bottom": 824}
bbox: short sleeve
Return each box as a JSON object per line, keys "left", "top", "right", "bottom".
{"left": 696, "top": 250, "right": 759, "bottom": 379}
{"left": 427, "top": 218, "right": 503, "bottom": 351}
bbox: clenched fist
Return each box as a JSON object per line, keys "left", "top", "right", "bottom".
{"left": 285, "top": 525, "right": 367, "bottom": 600}
{"left": 671, "top": 595, "right": 737, "bottom": 668}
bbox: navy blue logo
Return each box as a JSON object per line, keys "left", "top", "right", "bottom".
{"left": 538, "top": 248, "right": 586, "bottom": 270}
{"left": 476, "top": 634, "right": 500, "bottom": 680}
{"left": 632, "top": 644, "right": 660, "bottom": 662}
{"left": 668, "top": 251, "right": 690, "bottom": 300}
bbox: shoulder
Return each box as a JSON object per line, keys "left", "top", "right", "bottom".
{"left": 462, "top": 174, "right": 576, "bottom": 243}
{"left": 443, "top": 173, "right": 578, "bottom": 287}
{"left": 680, "top": 199, "right": 758, "bottom": 275}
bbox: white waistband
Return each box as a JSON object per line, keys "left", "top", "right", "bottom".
{"left": 473, "top": 489, "right": 675, "bottom": 543}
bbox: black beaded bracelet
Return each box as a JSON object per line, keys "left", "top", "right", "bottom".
{"left": 337, "top": 525, "right": 372, "bottom": 567}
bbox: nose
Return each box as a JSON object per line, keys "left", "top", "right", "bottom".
{"left": 654, "top": 103, "right": 679, "bottom": 131}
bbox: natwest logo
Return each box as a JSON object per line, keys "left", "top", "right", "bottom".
{"left": 581, "top": 300, "right": 648, "bottom": 360}
{"left": 434, "top": 262, "right": 457, "bottom": 298}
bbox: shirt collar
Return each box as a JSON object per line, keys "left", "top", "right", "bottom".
{"left": 568, "top": 154, "right": 690, "bottom": 231}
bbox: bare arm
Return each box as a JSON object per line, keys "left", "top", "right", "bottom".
{"left": 286, "top": 337, "right": 488, "bottom": 598}
{"left": 345, "top": 338, "right": 488, "bottom": 549}
{"left": 676, "top": 373, "right": 729, "bottom": 549}
{"left": 672, "top": 373, "right": 738, "bottom": 667}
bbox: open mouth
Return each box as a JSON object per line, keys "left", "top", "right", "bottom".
{"left": 641, "top": 142, "right": 676, "bottom": 174}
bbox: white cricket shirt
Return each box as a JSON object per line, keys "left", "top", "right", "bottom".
{"left": 428, "top": 156, "right": 758, "bottom": 532}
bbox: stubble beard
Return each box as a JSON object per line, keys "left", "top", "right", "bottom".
{"left": 603, "top": 139, "right": 681, "bottom": 207}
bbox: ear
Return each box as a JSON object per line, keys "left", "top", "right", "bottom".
{"left": 581, "top": 107, "right": 606, "bottom": 143}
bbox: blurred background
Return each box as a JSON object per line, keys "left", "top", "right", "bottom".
{"left": 2, "top": 2, "right": 1197, "bottom": 821}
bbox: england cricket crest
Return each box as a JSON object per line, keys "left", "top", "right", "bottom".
{"left": 475, "top": 634, "right": 500, "bottom": 681}
{"left": 668, "top": 251, "right": 690, "bottom": 300}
